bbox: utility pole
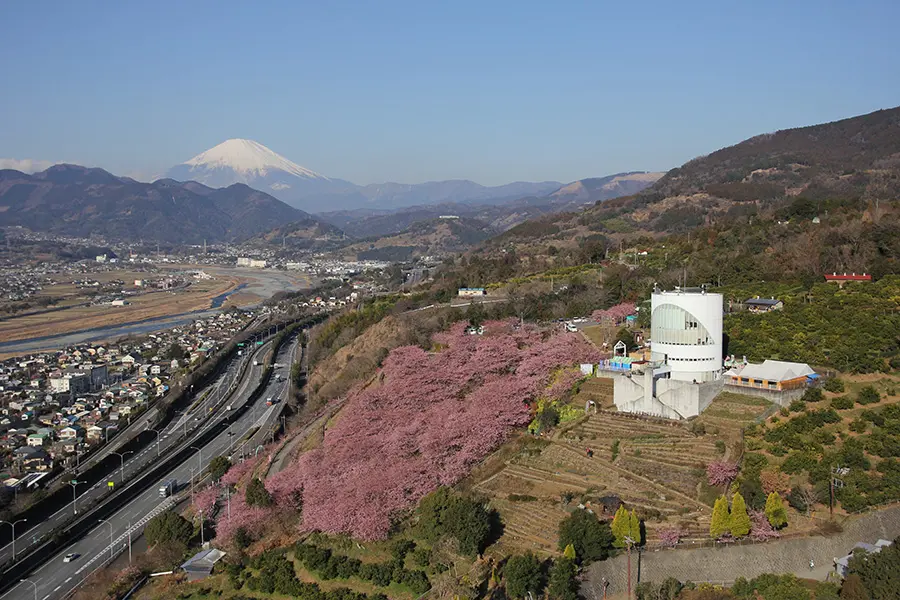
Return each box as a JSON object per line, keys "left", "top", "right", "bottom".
{"left": 830, "top": 465, "right": 845, "bottom": 517}
{"left": 199, "top": 509, "right": 205, "bottom": 546}
{"left": 624, "top": 536, "right": 635, "bottom": 600}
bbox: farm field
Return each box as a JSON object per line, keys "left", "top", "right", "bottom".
{"left": 0, "top": 274, "right": 238, "bottom": 343}
{"left": 472, "top": 388, "right": 775, "bottom": 555}
{"left": 473, "top": 411, "right": 726, "bottom": 555}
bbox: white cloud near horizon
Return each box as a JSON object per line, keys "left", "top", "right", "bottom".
{"left": 0, "top": 158, "right": 61, "bottom": 173}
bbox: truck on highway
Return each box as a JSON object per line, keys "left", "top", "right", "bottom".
{"left": 253, "top": 360, "right": 260, "bottom": 366}
{"left": 266, "top": 397, "right": 278, "bottom": 406}
{"left": 158, "top": 478, "right": 177, "bottom": 498}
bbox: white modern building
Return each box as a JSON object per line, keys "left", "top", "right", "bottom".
{"left": 613, "top": 287, "right": 725, "bottom": 419}
{"left": 650, "top": 288, "right": 723, "bottom": 383}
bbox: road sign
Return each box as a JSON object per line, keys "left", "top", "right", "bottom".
{"left": 237, "top": 343, "right": 245, "bottom": 347}
{"left": 256, "top": 341, "right": 264, "bottom": 345}
{"left": 108, "top": 481, "right": 115, "bottom": 488}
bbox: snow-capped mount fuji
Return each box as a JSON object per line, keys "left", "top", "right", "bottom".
{"left": 166, "top": 139, "right": 357, "bottom": 210}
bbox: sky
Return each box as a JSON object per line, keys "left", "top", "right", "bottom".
{"left": 1, "top": 1, "right": 899, "bottom": 186}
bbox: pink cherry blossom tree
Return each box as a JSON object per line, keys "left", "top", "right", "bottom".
{"left": 749, "top": 509, "right": 780, "bottom": 541}
{"left": 657, "top": 527, "right": 683, "bottom": 548}
{"left": 706, "top": 460, "right": 739, "bottom": 487}
{"left": 262, "top": 320, "right": 600, "bottom": 540}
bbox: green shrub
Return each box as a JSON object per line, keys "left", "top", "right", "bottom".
{"left": 781, "top": 451, "right": 819, "bottom": 474}
{"left": 823, "top": 378, "right": 845, "bottom": 393}
{"left": 789, "top": 399, "right": 806, "bottom": 413}
{"left": 715, "top": 440, "right": 726, "bottom": 455}
{"left": 802, "top": 387, "right": 824, "bottom": 402}
{"left": 857, "top": 386, "right": 881, "bottom": 405}
{"left": 849, "top": 418, "right": 868, "bottom": 433}
{"left": 831, "top": 396, "right": 854, "bottom": 410}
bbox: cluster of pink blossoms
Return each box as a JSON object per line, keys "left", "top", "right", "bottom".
{"left": 264, "top": 320, "right": 600, "bottom": 540}
{"left": 706, "top": 460, "right": 740, "bottom": 487}
{"left": 749, "top": 510, "right": 781, "bottom": 541}
{"left": 590, "top": 302, "right": 636, "bottom": 325}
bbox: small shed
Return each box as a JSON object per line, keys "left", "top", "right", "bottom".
{"left": 181, "top": 548, "right": 227, "bottom": 581}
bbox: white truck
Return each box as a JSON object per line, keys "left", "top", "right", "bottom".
{"left": 158, "top": 478, "right": 177, "bottom": 498}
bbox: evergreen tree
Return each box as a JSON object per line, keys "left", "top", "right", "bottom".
{"left": 730, "top": 492, "right": 752, "bottom": 538}
{"left": 504, "top": 553, "right": 545, "bottom": 599}
{"left": 562, "top": 544, "right": 577, "bottom": 560}
{"left": 764, "top": 492, "right": 788, "bottom": 529}
{"left": 710, "top": 496, "right": 730, "bottom": 538}
{"left": 839, "top": 574, "right": 868, "bottom": 600}
{"left": 558, "top": 510, "right": 614, "bottom": 563}
{"left": 245, "top": 477, "right": 273, "bottom": 507}
{"left": 611, "top": 505, "right": 628, "bottom": 548}
{"left": 628, "top": 509, "right": 642, "bottom": 546}
{"left": 547, "top": 558, "right": 579, "bottom": 600}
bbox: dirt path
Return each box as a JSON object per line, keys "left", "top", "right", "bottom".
{"left": 266, "top": 399, "right": 346, "bottom": 477}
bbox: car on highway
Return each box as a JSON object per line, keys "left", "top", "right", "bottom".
{"left": 63, "top": 552, "right": 80, "bottom": 563}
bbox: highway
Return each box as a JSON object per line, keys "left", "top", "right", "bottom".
{"left": 0, "top": 333, "right": 273, "bottom": 573}
{"left": 1, "top": 335, "right": 299, "bottom": 600}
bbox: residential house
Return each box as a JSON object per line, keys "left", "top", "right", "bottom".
{"left": 27, "top": 432, "right": 50, "bottom": 447}
{"left": 744, "top": 297, "right": 784, "bottom": 313}
{"left": 59, "top": 425, "right": 84, "bottom": 441}
{"left": 824, "top": 272, "right": 872, "bottom": 286}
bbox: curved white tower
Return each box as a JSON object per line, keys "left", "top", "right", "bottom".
{"left": 651, "top": 288, "right": 723, "bottom": 383}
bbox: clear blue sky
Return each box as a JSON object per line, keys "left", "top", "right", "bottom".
{"left": 1, "top": 0, "right": 898, "bottom": 185}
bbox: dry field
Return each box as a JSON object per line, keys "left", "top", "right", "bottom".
{"left": 0, "top": 275, "right": 238, "bottom": 343}
{"left": 472, "top": 392, "right": 771, "bottom": 556}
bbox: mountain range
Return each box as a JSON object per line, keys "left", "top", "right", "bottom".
{"left": 318, "top": 171, "right": 664, "bottom": 237}
{"left": 165, "top": 139, "right": 568, "bottom": 213}
{"left": 0, "top": 164, "right": 319, "bottom": 243}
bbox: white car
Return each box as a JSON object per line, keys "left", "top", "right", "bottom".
{"left": 63, "top": 553, "right": 80, "bottom": 563}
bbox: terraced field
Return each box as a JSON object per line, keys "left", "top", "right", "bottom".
{"left": 473, "top": 411, "right": 723, "bottom": 554}
{"left": 695, "top": 392, "right": 774, "bottom": 454}
{"left": 572, "top": 377, "right": 615, "bottom": 409}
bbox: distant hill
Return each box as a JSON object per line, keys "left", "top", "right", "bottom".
{"left": 319, "top": 172, "right": 662, "bottom": 238}
{"left": 337, "top": 217, "right": 497, "bottom": 262}
{"left": 548, "top": 171, "right": 664, "bottom": 205}
{"left": 245, "top": 217, "right": 345, "bottom": 250}
{"left": 493, "top": 106, "right": 900, "bottom": 246}
{"left": 0, "top": 164, "right": 325, "bottom": 243}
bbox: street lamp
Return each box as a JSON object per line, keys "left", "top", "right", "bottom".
{"left": 19, "top": 579, "right": 37, "bottom": 600}
{"left": 98, "top": 519, "right": 114, "bottom": 562}
{"left": 112, "top": 450, "right": 133, "bottom": 482}
{"left": 126, "top": 521, "right": 133, "bottom": 564}
{"left": 146, "top": 427, "right": 162, "bottom": 457}
{"left": 69, "top": 480, "right": 83, "bottom": 515}
{"left": 1, "top": 518, "right": 27, "bottom": 561}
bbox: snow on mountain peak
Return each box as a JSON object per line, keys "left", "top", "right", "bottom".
{"left": 183, "top": 139, "right": 327, "bottom": 180}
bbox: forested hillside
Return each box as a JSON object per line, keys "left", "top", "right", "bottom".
{"left": 470, "top": 106, "right": 900, "bottom": 286}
